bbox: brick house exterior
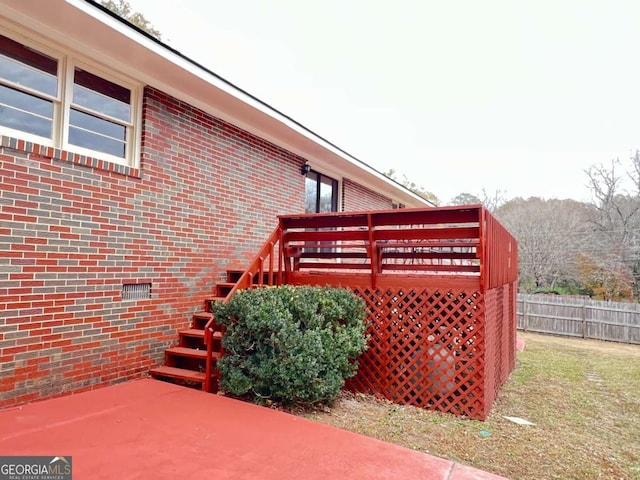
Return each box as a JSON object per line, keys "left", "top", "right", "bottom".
{"left": 0, "top": 0, "right": 429, "bottom": 408}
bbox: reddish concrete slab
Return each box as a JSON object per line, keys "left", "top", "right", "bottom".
{"left": 0, "top": 379, "right": 508, "bottom": 480}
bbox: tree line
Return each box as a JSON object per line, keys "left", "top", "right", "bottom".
{"left": 454, "top": 152, "right": 640, "bottom": 301}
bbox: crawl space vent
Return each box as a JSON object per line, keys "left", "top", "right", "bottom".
{"left": 122, "top": 282, "right": 151, "bottom": 300}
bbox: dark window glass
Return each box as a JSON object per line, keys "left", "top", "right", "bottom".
{"left": 70, "top": 108, "right": 125, "bottom": 141}
{"left": 0, "top": 34, "right": 57, "bottom": 75}
{"left": 0, "top": 84, "right": 53, "bottom": 117}
{"left": 69, "top": 68, "right": 131, "bottom": 158}
{"left": 319, "top": 177, "right": 336, "bottom": 213}
{"left": 0, "top": 34, "right": 57, "bottom": 140}
{"left": 0, "top": 55, "right": 57, "bottom": 96}
{"left": 306, "top": 170, "right": 338, "bottom": 213}
{"left": 0, "top": 34, "right": 57, "bottom": 96}
{"left": 69, "top": 126, "right": 126, "bottom": 158}
{"left": 0, "top": 84, "right": 53, "bottom": 137}
{"left": 305, "top": 173, "right": 318, "bottom": 214}
{"left": 73, "top": 68, "right": 130, "bottom": 121}
{"left": 304, "top": 171, "right": 339, "bottom": 253}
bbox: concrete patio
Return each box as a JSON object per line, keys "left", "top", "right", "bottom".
{"left": 0, "top": 379, "right": 507, "bottom": 479}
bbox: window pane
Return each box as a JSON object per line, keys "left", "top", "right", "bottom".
{"left": 73, "top": 84, "right": 130, "bottom": 122}
{"left": 0, "top": 84, "right": 53, "bottom": 117}
{"left": 306, "top": 172, "right": 338, "bottom": 213}
{"left": 0, "top": 55, "right": 57, "bottom": 96}
{"left": 0, "top": 85, "right": 53, "bottom": 137}
{"left": 0, "top": 104, "right": 52, "bottom": 138}
{"left": 0, "top": 34, "right": 57, "bottom": 96}
{"left": 73, "top": 68, "right": 130, "bottom": 121}
{"left": 319, "top": 177, "right": 337, "bottom": 213}
{"left": 305, "top": 174, "right": 318, "bottom": 214}
{"left": 0, "top": 34, "right": 57, "bottom": 75}
{"left": 69, "top": 127, "right": 126, "bottom": 158}
{"left": 70, "top": 108, "right": 125, "bottom": 141}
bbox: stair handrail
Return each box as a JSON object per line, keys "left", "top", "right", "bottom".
{"left": 227, "top": 224, "right": 284, "bottom": 297}
{"left": 203, "top": 224, "right": 283, "bottom": 392}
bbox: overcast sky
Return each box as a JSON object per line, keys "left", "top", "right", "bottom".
{"left": 126, "top": 0, "right": 640, "bottom": 204}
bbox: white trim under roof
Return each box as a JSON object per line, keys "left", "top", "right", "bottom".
{"left": 0, "top": 0, "right": 432, "bottom": 208}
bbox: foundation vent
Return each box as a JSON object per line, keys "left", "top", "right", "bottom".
{"left": 122, "top": 282, "right": 151, "bottom": 300}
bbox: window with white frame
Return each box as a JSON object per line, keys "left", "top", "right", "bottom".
{"left": 0, "top": 32, "right": 139, "bottom": 167}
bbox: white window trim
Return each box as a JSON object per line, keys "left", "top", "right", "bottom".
{"left": 0, "top": 25, "right": 142, "bottom": 169}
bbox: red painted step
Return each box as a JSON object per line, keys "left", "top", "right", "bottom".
{"left": 165, "top": 346, "right": 221, "bottom": 360}
{"left": 216, "top": 282, "right": 235, "bottom": 296}
{"left": 179, "top": 328, "right": 205, "bottom": 339}
{"left": 149, "top": 365, "right": 206, "bottom": 383}
{"left": 150, "top": 274, "right": 235, "bottom": 393}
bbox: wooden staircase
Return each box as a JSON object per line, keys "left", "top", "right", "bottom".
{"left": 149, "top": 270, "right": 243, "bottom": 392}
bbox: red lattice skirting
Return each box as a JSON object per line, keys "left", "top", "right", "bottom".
{"left": 347, "top": 283, "right": 516, "bottom": 420}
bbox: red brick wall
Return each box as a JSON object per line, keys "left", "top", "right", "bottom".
{"left": 342, "top": 178, "right": 394, "bottom": 211}
{"left": 0, "top": 86, "right": 399, "bottom": 408}
{"left": 0, "top": 86, "right": 308, "bottom": 407}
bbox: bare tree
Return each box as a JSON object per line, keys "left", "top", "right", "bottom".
{"left": 495, "top": 197, "right": 591, "bottom": 292}
{"left": 586, "top": 159, "right": 637, "bottom": 242}
{"left": 480, "top": 188, "right": 506, "bottom": 212}
{"left": 585, "top": 152, "right": 640, "bottom": 299}
{"left": 628, "top": 149, "right": 640, "bottom": 193}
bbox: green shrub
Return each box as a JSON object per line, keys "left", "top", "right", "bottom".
{"left": 213, "top": 285, "right": 369, "bottom": 406}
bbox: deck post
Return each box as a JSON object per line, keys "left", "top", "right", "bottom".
{"left": 367, "top": 213, "right": 378, "bottom": 289}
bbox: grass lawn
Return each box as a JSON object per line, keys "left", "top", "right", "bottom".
{"left": 302, "top": 333, "right": 640, "bottom": 480}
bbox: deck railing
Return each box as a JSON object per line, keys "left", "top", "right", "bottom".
{"left": 280, "top": 205, "right": 493, "bottom": 289}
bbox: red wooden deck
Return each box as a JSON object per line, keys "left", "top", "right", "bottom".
{"left": 0, "top": 379, "right": 506, "bottom": 479}
{"left": 215, "top": 206, "right": 518, "bottom": 419}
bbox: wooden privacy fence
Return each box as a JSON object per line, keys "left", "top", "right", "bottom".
{"left": 275, "top": 205, "right": 518, "bottom": 420}
{"left": 518, "top": 294, "right": 640, "bottom": 344}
